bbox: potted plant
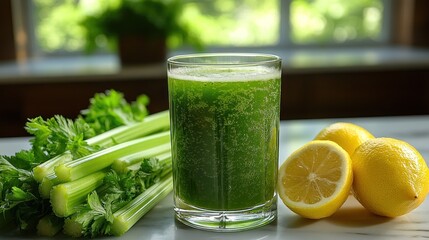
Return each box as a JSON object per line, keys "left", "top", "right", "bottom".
{"left": 81, "top": 0, "right": 201, "bottom": 65}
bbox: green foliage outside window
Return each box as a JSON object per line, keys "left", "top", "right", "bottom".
{"left": 33, "top": 0, "right": 384, "bottom": 53}
{"left": 35, "top": 0, "right": 87, "bottom": 52}
{"left": 179, "top": 0, "right": 279, "bottom": 46}
{"left": 290, "top": 0, "right": 383, "bottom": 44}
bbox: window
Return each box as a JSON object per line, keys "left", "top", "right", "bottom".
{"left": 27, "top": 0, "right": 390, "bottom": 55}
{"left": 289, "top": 0, "right": 387, "bottom": 44}
{"left": 179, "top": 0, "right": 280, "bottom": 46}
{"left": 30, "top": 0, "right": 114, "bottom": 55}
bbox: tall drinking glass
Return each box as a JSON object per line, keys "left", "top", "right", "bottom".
{"left": 167, "top": 53, "right": 281, "bottom": 231}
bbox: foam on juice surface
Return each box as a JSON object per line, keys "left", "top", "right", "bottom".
{"left": 169, "top": 66, "right": 280, "bottom": 82}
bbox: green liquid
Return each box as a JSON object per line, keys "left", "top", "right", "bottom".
{"left": 169, "top": 67, "right": 280, "bottom": 211}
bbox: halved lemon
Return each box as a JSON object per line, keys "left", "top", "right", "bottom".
{"left": 278, "top": 140, "right": 353, "bottom": 219}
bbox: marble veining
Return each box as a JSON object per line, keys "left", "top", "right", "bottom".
{"left": 1, "top": 115, "right": 429, "bottom": 239}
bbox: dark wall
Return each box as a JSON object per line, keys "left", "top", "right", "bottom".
{"left": 282, "top": 68, "right": 429, "bottom": 119}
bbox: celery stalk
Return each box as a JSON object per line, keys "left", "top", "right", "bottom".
{"left": 33, "top": 152, "right": 73, "bottom": 183}
{"left": 39, "top": 172, "right": 61, "bottom": 199}
{"left": 86, "top": 110, "right": 170, "bottom": 147}
{"left": 55, "top": 131, "right": 170, "bottom": 182}
{"left": 63, "top": 156, "right": 173, "bottom": 237}
{"left": 126, "top": 152, "right": 171, "bottom": 172}
{"left": 33, "top": 110, "right": 169, "bottom": 183}
{"left": 50, "top": 171, "right": 106, "bottom": 217}
{"left": 63, "top": 217, "right": 84, "bottom": 238}
{"left": 37, "top": 214, "right": 63, "bottom": 237}
{"left": 112, "top": 142, "right": 171, "bottom": 173}
{"left": 110, "top": 174, "right": 173, "bottom": 236}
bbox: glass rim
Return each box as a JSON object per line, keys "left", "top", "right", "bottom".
{"left": 167, "top": 53, "right": 281, "bottom": 67}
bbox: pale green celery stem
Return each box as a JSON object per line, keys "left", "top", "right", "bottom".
{"left": 33, "top": 152, "right": 73, "bottom": 183}
{"left": 55, "top": 131, "right": 170, "bottom": 182}
{"left": 39, "top": 172, "right": 61, "bottom": 199}
{"left": 110, "top": 174, "right": 173, "bottom": 236}
{"left": 96, "top": 154, "right": 172, "bottom": 198}
{"left": 33, "top": 110, "right": 169, "bottom": 183}
{"left": 51, "top": 171, "right": 106, "bottom": 217}
{"left": 86, "top": 110, "right": 170, "bottom": 147}
{"left": 126, "top": 152, "right": 172, "bottom": 172}
{"left": 37, "top": 214, "right": 63, "bottom": 237}
{"left": 158, "top": 163, "right": 173, "bottom": 179}
{"left": 155, "top": 152, "right": 172, "bottom": 166}
{"left": 63, "top": 217, "right": 84, "bottom": 238}
{"left": 112, "top": 143, "right": 171, "bottom": 173}
{"left": 63, "top": 165, "right": 172, "bottom": 237}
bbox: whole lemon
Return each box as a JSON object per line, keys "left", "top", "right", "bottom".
{"left": 314, "top": 122, "right": 374, "bottom": 157}
{"left": 352, "top": 137, "right": 429, "bottom": 217}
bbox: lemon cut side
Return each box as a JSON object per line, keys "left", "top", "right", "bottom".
{"left": 278, "top": 140, "right": 353, "bottom": 219}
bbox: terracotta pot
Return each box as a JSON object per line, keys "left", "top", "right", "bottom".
{"left": 117, "top": 35, "right": 166, "bottom": 66}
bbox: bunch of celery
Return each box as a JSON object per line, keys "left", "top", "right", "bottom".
{"left": 0, "top": 90, "right": 173, "bottom": 237}
{"left": 62, "top": 153, "right": 172, "bottom": 237}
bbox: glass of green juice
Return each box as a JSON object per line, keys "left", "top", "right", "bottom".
{"left": 167, "top": 53, "right": 281, "bottom": 232}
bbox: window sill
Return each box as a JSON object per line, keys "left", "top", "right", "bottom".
{"left": 0, "top": 46, "right": 429, "bottom": 84}
{"left": 276, "top": 46, "right": 429, "bottom": 73}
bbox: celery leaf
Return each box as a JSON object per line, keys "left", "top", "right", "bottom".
{"left": 80, "top": 90, "right": 149, "bottom": 135}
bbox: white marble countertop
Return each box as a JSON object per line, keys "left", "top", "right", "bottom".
{"left": 1, "top": 115, "right": 429, "bottom": 239}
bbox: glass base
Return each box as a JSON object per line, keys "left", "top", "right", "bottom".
{"left": 174, "top": 198, "right": 277, "bottom": 232}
